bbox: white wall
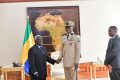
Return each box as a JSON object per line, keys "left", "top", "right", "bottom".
{"left": 0, "top": 0, "right": 120, "bottom": 66}
{"left": 80, "top": 0, "right": 120, "bottom": 62}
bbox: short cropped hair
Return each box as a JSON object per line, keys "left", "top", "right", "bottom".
{"left": 109, "top": 26, "right": 118, "bottom": 32}
{"left": 34, "top": 35, "right": 41, "bottom": 41}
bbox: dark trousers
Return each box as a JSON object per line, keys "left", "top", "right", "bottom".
{"left": 30, "top": 74, "right": 46, "bottom": 80}
{"left": 30, "top": 76, "right": 46, "bottom": 80}
{"left": 109, "top": 69, "right": 120, "bottom": 80}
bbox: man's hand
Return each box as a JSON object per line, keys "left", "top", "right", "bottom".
{"left": 74, "top": 63, "right": 79, "bottom": 70}
{"left": 56, "top": 58, "right": 62, "bottom": 64}
{"left": 33, "top": 72, "right": 39, "bottom": 77}
{"left": 107, "top": 64, "right": 112, "bottom": 72}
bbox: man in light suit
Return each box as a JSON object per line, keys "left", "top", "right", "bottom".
{"left": 104, "top": 26, "right": 120, "bottom": 80}
{"left": 57, "top": 20, "right": 81, "bottom": 80}
{"left": 28, "top": 35, "right": 57, "bottom": 80}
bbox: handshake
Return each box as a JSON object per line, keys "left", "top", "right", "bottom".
{"left": 55, "top": 58, "right": 79, "bottom": 69}
{"left": 55, "top": 58, "right": 62, "bottom": 64}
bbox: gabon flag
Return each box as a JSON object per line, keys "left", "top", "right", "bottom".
{"left": 21, "top": 17, "right": 35, "bottom": 75}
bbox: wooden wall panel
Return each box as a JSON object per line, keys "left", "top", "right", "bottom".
{"left": 0, "top": 65, "right": 50, "bottom": 80}
{"left": 78, "top": 62, "right": 109, "bottom": 79}
{"left": 0, "top": 63, "right": 108, "bottom": 80}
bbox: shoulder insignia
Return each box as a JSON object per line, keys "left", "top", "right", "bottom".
{"left": 62, "top": 33, "right": 67, "bottom": 36}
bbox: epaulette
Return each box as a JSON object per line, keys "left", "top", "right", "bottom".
{"left": 62, "top": 33, "right": 67, "bottom": 36}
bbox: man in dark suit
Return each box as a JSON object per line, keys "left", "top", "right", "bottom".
{"left": 104, "top": 26, "right": 120, "bottom": 80}
{"left": 28, "top": 35, "right": 57, "bottom": 80}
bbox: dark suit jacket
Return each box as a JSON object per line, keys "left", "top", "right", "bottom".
{"left": 28, "top": 44, "right": 56, "bottom": 78}
{"left": 104, "top": 35, "right": 120, "bottom": 69}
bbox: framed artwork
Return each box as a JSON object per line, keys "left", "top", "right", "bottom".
{"left": 27, "top": 6, "right": 80, "bottom": 54}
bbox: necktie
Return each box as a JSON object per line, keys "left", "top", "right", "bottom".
{"left": 67, "top": 34, "right": 69, "bottom": 39}
{"left": 40, "top": 46, "right": 44, "bottom": 55}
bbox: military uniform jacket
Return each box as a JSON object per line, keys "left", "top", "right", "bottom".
{"left": 59, "top": 33, "right": 81, "bottom": 67}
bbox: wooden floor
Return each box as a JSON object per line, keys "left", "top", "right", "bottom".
{"left": 47, "top": 75, "right": 65, "bottom": 80}
{"left": 0, "top": 74, "right": 109, "bottom": 80}
{"left": 46, "top": 75, "right": 109, "bottom": 80}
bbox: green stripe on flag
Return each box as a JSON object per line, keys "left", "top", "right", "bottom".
{"left": 23, "top": 19, "right": 32, "bottom": 45}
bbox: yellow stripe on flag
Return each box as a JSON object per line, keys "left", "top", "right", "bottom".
{"left": 21, "top": 33, "right": 35, "bottom": 64}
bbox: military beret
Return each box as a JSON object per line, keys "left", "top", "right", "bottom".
{"left": 64, "top": 20, "right": 75, "bottom": 28}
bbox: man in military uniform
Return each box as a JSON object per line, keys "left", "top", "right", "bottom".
{"left": 57, "top": 20, "right": 81, "bottom": 80}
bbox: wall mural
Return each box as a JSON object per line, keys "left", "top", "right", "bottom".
{"left": 27, "top": 6, "right": 80, "bottom": 54}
